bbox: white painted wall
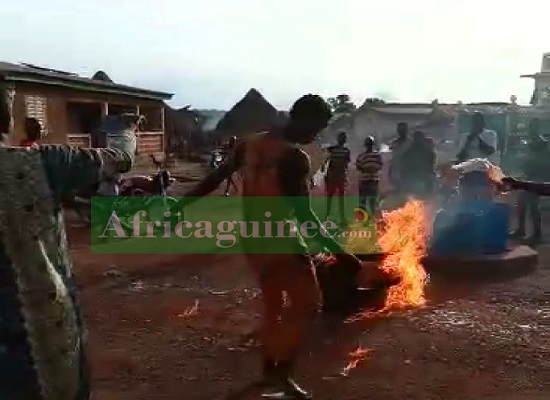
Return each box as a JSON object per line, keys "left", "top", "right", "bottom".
{"left": 533, "top": 75, "right": 550, "bottom": 107}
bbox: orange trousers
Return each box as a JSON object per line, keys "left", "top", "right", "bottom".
{"left": 246, "top": 254, "right": 321, "bottom": 363}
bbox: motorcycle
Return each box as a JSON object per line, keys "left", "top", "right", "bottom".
{"left": 210, "top": 148, "right": 224, "bottom": 170}
{"left": 115, "top": 156, "right": 179, "bottom": 226}
{"left": 67, "top": 155, "right": 178, "bottom": 226}
{"left": 120, "top": 155, "right": 176, "bottom": 196}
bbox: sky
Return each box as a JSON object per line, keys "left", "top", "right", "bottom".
{"left": 1, "top": 0, "right": 549, "bottom": 110}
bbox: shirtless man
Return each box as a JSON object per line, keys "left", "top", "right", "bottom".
{"left": 174, "top": 94, "right": 363, "bottom": 399}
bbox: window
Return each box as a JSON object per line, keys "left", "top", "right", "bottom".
{"left": 108, "top": 104, "right": 137, "bottom": 116}
{"left": 140, "top": 106, "right": 163, "bottom": 131}
{"left": 24, "top": 95, "right": 47, "bottom": 134}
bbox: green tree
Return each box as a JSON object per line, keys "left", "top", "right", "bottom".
{"left": 364, "top": 97, "right": 386, "bottom": 106}
{"left": 326, "top": 94, "right": 356, "bottom": 113}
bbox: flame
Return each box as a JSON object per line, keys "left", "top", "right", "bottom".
{"left": 378, "top": 200, "right": 428, "bottom": 310}
{"left": 341, "top": 200, "right": 428, "bottom": 372}
{"left": 341, "top": 346, "right": 371, "bottom": 376}
{"left": 347, "top": 200, "right": 428, "bottom": 313}
{"left": 178, "top": 299, "right": 200, "bottom": 318}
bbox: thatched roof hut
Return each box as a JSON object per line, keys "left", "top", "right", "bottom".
{"left": 92, "top": 70, "right": 113, "bottom": 83}
{"left": 215, "top": 88, "right": 283, "bottom": 136}
{"left": 164, "top": 105, "right": 205, "bottom": 150}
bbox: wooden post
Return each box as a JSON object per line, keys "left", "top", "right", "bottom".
{"left": 134, "top": 105, "right": 141, "bottom": 155}
{"left": 503, "top": 110, "right": 510, "bottom": 157}
{"left": 161, "top": 106, "right": 166, "bottom": 154}
{"left": 6, "top": 85, "right": 15, "bottom": 144}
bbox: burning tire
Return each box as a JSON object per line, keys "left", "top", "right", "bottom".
{"left": 313, "top": 253, "right": 398, "bottom": 315}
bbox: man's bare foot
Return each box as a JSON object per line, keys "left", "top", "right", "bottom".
{"left": 282, "top": 379, "right": 313, "bottom": 399}
{"left": 260, "top": 380, "right": 312, "bottom": 399}
{"left": 260, "top": 360, "right": 312, "bottom": 399}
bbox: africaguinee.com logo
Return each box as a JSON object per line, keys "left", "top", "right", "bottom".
{"left": 90, "top": 196, "right": 404, "bottom": 255}
{"left": 353, "top": 206, "right": 371, "bottom": 223}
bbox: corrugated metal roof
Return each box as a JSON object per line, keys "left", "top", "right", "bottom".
{"left": 0, "top": 61, "right": 173, "bottom": 100}
{"left": 372, "top": 107, "right": 433, "bottom": 115}
{"left": 521, "top": 72, "right": 550, "bottom": 79}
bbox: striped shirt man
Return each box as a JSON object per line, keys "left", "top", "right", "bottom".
{"left": 356, "top": 150, "right": 383, "bottom": 181}
{"left": 325, "top": 144, "right": 351, "bottom": 184}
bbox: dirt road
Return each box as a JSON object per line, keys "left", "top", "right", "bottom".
{"left": 70, "top": 160, "right": 550, "bottom": 399}
{"left": 66, "top": 221, "right": 549, "bottom": 400}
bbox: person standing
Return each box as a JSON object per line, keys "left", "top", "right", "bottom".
{"left": 220, "top": 136, "right": 239, "bottom": 196}
{"left": 457, "top": 111, "right": 499, "bottom": 164}
{"left": 97, "top": 113, "right": 141, "bottom": 196}
{"left": 387, "top": 122, "right": 411, "bottom": 193}
{"left": 20, "top": 117, "right": 42, "bottom": 147}
{"left": 173, "top": 95, "right": 363, "bottom": 399}
{"left": 422, "top": 134, "right": 437, "bottom": 194}
{"left": 503, "top": 174, "right": 550, "bottom": 244}
{"left": 400, "top": 131, "right": 436, "bottom": 197}
{"left": 0, "top": 85, "right": 136, "bottom": 399}
{"left": 356, "top": 136, "right": 383, "bottom": 215}
{"left": 322, "top": 131, "right": 351, "bottom": 223}
{"left": 510, "top": 119, "right": 548, "bottom": 243}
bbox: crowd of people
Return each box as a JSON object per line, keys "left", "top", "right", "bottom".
{"left": 318, "top": 111, "right": 550, "bottom": 246}
{"left": 174, "top": 99, "right": 550, "bottom": 399}
{"left": 213, "top": 109, "right": 550, "bottom": 244}
{"left": 321, "top": 121, "right": 439, "bottom": 221}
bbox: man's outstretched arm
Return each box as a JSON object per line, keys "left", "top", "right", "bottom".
{"left": 503, "top": 177, "right": 550, "bottom": 196}
{"left": 40, "top": 132, "right": 136, "bottom": 199}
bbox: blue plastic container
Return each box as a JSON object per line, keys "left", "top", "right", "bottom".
{"left": 431, "top": 207, "right": 484, "bottom": 257}
{"left": 481, "top": 202, "right": 510, "bottom": 254}
{"left": 430, "top": 201, "right": 510, "bottom": 257}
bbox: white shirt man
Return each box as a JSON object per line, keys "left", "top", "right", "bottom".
{"left": 457, "top": 128, "right": 499, "bottom": 165}
{"left": 457, "top": 112, "right": 500, "bottom": 165}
